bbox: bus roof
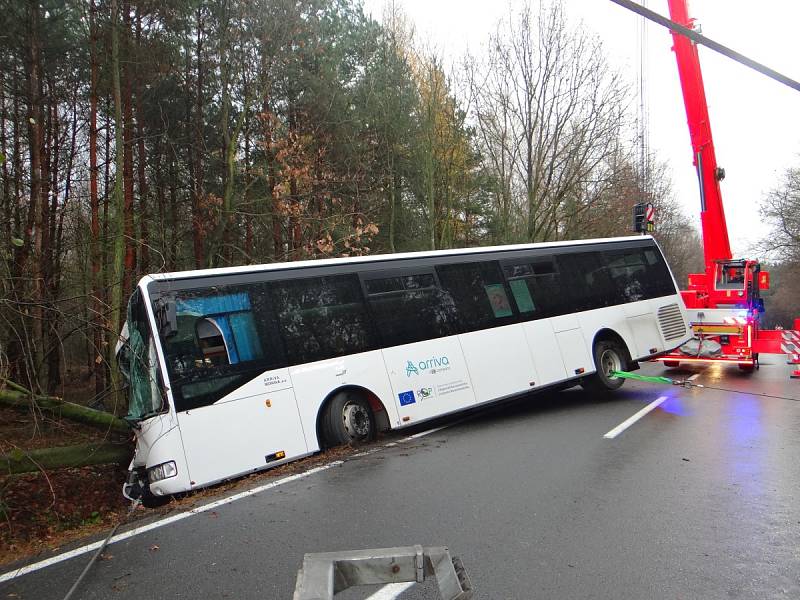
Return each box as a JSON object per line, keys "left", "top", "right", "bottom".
{"left": 144, "top": 235, "right": 655, "bottom": 284}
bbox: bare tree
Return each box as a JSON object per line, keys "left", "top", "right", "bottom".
{"left": 757, "top": 165, "right": 800, "bottom": 327}
{"left": 464, "top": 48, "right": 521, "bottom": 243}
{"left": 759, "top": 166, "right": 800, "bottom": 262}
{"left": 467, "top": 0, "right": 628, "bottom": 243}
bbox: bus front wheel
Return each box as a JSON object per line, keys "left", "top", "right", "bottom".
{"left": 582, "top": 339, "right": 626, "bottom": 394}
{"left": 321, "top": 390, "right": 376, "bottom": 448}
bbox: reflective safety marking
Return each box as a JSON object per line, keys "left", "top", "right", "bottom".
{"left": 365, "top": 582, "right": 416, "bottom": 600}
{"left": 603, "top": 396, "right": 668, "bottom": 439}
{"left": 782, "top": 331, "right": 800, "bottom": 343}
{"left": 721, "top": 316, "right": 747, "bottom": 325}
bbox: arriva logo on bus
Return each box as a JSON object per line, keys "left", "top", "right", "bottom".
{"left": 405, "top": 356, "right": 450, "bottom": 377}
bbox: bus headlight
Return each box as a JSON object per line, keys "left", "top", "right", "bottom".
{"left": 148, "top": 461, "right": 177, "bottom": 483}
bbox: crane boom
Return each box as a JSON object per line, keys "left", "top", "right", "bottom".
{"left": 666, "top": 0, "right": 732, "bottom": 273}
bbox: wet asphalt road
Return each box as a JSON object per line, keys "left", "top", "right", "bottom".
{"left": 2, "top": 356, "right": 800, "bottom": 600}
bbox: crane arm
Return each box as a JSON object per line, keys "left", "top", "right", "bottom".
{"left": 667, "top": 0, "right": 732, "bottom": 274}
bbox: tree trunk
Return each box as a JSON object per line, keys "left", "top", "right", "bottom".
{"left": 109, "top": 0, "right": 127, "bottom": 409}
{"left": 267, "top": 117, "right": 281, "bottom": 260}
{"left": 0, "top": 68, "right": 9, "bottom": 243}
{"left": 153, "top": 136, "right": 166, "bottom": 268}
{"left": 388, "top": 153, "right": 396, "bottom": 253}
{"left": 1, "top": 443, "right": 132, "bottom": 475}
{"left": 243, "top": 113, "right": 253, "bottom": 259}
{"left": 191, "top": 8, "right": 206, "bottom": 268}
{"left": 206, "top": 1, "right": 239, "bottom": 268}
{"left": 101, "top": 96, "right": 112, "bottom": 388}
{"left": 135, "top": 7, "right": 149, "bottom": 274}
{"left": 169, "top": 158, "right": 179, "bottom": 271}
{"left": 121, "top": 0, "right": 136, "bottom": 303}
{"left": 0, "top": 389, "right": 129, "bottom": 434}
{"left": 6, "top": 67, "right": 24, "bottom": 383}
{"left": 25, "top": 1, "right": 45, "bottom": 392}
{"left": 89, "top": 0, "right": 104, "bottom": 396}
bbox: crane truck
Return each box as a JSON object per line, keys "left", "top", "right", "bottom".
{"left": 651, "top": 0, "right": 800, "bottom": 376}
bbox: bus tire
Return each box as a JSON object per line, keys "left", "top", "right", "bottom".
{"left": 582, "top": 339, "right": 626, "bottom": 394}
{"left": 321, "top": 390, "right": 375, "bottom": 448}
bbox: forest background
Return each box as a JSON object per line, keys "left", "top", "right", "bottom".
{"left": 1, "top": 0, "right": 798, "bottom": 409}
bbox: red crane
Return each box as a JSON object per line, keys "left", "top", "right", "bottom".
{"left": 653, "top": 0, "right": 800, "bottom": 374}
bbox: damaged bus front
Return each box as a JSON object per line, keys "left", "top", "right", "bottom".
{"left": 118, "top": 283, "right": 191, "bottom": 505}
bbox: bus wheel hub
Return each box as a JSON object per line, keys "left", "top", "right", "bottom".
{"left": 601, "top": 349, "right": 620, "bottom": 376}
{"left": 343, "top": 403, "right": 369, "bottom": 438}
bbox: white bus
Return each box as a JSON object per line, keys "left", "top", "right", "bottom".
{"left": 119, "top": 236, "right": 691, "bottom": 503}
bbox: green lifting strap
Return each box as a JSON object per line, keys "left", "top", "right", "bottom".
{"left": 610, "top": 370, "right": 704, "bottom": 388}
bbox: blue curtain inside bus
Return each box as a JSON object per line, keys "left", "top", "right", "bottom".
{"left": 176, "top": 293, "right": 264, "bottom": 364}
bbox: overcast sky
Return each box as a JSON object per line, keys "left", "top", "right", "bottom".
{"left": 361, "top": 0, "right": 800, "bottom": 258}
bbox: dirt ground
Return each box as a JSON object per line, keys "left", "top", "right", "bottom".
{"left": 0, "top": 405, "right": 131, "bottom": 565}
{"left": 0, "top": 402, "right": 360, "bottom": 568}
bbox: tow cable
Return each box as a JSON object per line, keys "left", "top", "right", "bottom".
{"left": 610, "top": 370, "right": 705, "bottom": 389}
{"left": 611, "top": 369, "right": 800, "bottom": 403}
{"left": 61, "top": 498, "right": 142, "bottom": 600}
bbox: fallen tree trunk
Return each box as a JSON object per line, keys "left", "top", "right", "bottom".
{"left": 1, "top": 443, "right": 132, "bottom": 475}
{"left": 0, "top": 389, "right": 130, "bottom": 435}
{"left": 1, "top": 378, "right": 35, "bottom": 395}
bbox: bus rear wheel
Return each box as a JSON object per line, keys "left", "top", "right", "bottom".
{"left": 321, "top": 390, "right": 376, "bottom": 448}
{"left": 582, "top": 339, "right": 626, "bottom": 394}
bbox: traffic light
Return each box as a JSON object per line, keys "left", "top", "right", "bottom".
{"left": 633, "top": 202, "right": 655, "bottom": 233}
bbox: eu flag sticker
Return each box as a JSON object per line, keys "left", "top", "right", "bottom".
{"left": 398, "top": 390, "right": 416, "bottom": 406}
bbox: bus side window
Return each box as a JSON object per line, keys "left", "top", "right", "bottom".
{"left": 160, "top": 288, "right": 272, "bottom": 411}
{"left": 557, "top": 252, "right": 619, "bottom": 310}
{"left": 437, "top": 261, "right": 517, "bottom": 332}
{"left": 364, "top": 272, "right": 459, "bottom": 347}
{"left": 268, "top": 274, "right": 378, "bottom": 364}
{"left": 605, "top": 250, "right": 647, "bottom": 302}
{"left": 501, "top": 258, "right": 563, "bottom": 320}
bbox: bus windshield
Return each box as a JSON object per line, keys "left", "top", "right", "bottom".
{"left": 122, "top": 289, "right": 163, "bottom": 421}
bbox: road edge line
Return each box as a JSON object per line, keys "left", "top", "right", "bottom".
{"left": 603, "top": 396, "right": 668, "bottom": 439}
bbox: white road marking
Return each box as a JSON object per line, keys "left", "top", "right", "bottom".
{"left": 406, "top": 424, "right": 450, "bottom": 439}
{"left": 603, "top": 396, "right": 668, "bottom": 439}
{"left": 0, "top": 423, "right": 457, "bottom": 584}
{"left": 688, "top": 374, "right": 700, "bottom": 381}
{"left": 364, "top": 582, "right": 416, "bottom": 600}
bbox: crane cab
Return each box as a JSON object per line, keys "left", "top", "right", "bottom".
{"left": 709, "top": 259, "right": 766, "bottom": 313}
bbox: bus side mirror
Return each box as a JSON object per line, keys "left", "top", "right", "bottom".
{"left": 758, "top": 271, "right": 770, "bottom": 290}
{"left": 156, "top": 299, "right": 178, "bottom": 337}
